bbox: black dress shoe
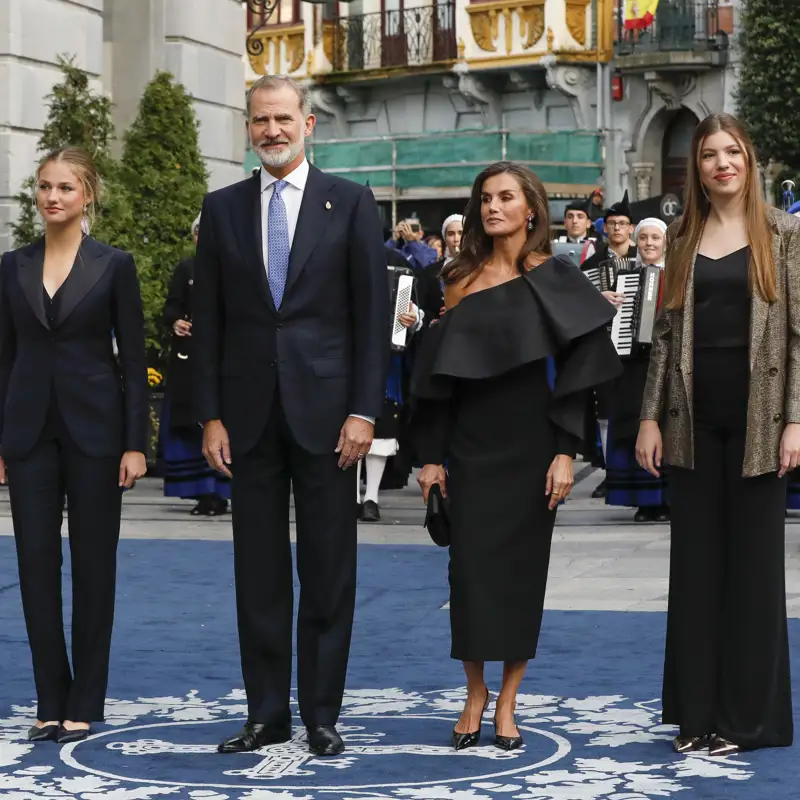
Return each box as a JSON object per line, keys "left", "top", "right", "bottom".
{"left": 452, "top": 690, "right": 490, "bottom": 751}
{"left": 361, "top": 500, "right": 380, "bottom": 522}
{"left": 57, "top": 725, "right": 90, "bottom": 744}
{"left": 218, "top": 722, "right": 292, "bottom": 753}
{"left": 591, "top": 479, "right": 607, "bottom": 499}
{"left": 307, "top": 725, "right": 345, "bottom": 756}
{"left": 633, "top": 507, "right": 656, "bottom": 523}
{"left": 28, "top": 724, "right": 59, "bottom": 742}
{"left": 655, "top": 505, "right": 670, "bottom": 523}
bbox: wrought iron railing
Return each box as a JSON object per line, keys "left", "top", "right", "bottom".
{"left": 330, "top": 1, "right": 457, "bottom": 73}
{"left": 615, "top": 0, "right": 728, "bottom": 55}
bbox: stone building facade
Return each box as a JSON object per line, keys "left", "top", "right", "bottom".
{"left": 0, "top": 0, "right": 246, "bottom": 252}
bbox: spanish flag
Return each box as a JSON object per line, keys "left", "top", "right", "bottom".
{"left": 624, "top": 0, "right": 660, "bottom": 29}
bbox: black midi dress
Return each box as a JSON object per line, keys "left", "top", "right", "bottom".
{"left": 411, "top": 255, "right": 621, "bottom": 661}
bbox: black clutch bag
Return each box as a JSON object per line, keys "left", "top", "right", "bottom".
{"left": 424, "top": 484, "right": 451, "bottom": 547}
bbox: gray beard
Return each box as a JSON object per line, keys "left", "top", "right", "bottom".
{"left": 254, "top": 139, "right": 304, "bottom": 168}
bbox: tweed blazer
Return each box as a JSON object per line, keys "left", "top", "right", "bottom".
{"left": 640, "top": 207, "right": 800, "bottom": 477}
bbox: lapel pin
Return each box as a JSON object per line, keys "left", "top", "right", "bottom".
{"left": 325, "top": 201, "right": 332, "bottom": 210}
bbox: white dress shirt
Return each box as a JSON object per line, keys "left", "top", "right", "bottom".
{"left": 259, "top": 161, "right": 375, "bottom": 426}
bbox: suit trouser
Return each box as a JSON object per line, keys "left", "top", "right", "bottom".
{"left": 231, "top": 393, "right": 357, "bottom": 728}
{"left": 663, "top": 348, "right": 793, "bottom": 748}
{"left": 8, "top": 425, "right": 122, "bottom": 722}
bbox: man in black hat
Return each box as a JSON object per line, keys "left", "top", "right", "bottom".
{"left": 557, "top": 197, "right": 595, "bottom": 244}
{"left": 580, "top": 190, "right": 637, "bottom": 497}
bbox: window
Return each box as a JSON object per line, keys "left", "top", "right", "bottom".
{"left": 247, "top": 0, "right": 300, "bottom": 28}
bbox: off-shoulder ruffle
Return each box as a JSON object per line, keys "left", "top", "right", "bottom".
{"left": 410, "top": 254, "right": 622, "bottom": 447}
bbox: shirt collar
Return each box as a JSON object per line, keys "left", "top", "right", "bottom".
{"left": 260, "top": 158, "right": 309, "bottom": 194}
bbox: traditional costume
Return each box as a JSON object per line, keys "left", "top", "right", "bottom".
{"left": 604, "top": 217, "right": 670, "bottom": 521}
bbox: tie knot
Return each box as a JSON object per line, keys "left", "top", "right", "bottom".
{"left": 273, "top": 179, "right": 287, "bottom": 196}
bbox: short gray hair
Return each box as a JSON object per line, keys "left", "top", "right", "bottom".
{"left": 246, "top": 75, "right": 312, "bottom": 120}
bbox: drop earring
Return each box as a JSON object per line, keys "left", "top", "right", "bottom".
{"left": 527, "top": 214, "right": 535, "bottom": 231}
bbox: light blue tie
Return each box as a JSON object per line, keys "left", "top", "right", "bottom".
{"left": 267, "top": 179, "right": 290, "bottom": 308}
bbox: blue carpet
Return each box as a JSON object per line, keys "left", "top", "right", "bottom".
{"left": 0, "top": 538, "right": 798, "bottom": 799}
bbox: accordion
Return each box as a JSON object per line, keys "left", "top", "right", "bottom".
{"left": 388, "top": 264, "right": 415, "bottom": 351}
{"left": 581, "top": 255, "right": 631, "bottom": 293}
{"left": 609, "top": 265, "right": 661, "bottom": 357}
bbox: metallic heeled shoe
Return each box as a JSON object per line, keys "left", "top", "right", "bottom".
{"left": 452, "top": 689, "right": 490, "bottom": 751}
{"left": 709, "top": 735, "right": 740, "bottom": 756}
{"left": 673, "top": 734, "right": 712, "bottom": 753}
{"left": 494, "top": 714, "right": 524, "bottom": 751}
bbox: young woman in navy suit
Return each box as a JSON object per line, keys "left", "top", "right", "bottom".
{"left": 0, "top": 147, "right": 148, "bottom": 743}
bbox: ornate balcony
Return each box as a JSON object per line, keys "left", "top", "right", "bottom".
{"left": 324, "top": 2, "right": 457, "bottom": 74}
{"left": 614, "top": 0, "right": 728, "bottom": 70}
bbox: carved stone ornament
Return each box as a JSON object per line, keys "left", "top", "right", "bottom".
{"left": 519, "top": 1, "right": 545, "bottom": 49}
{"left": 285, "top": 31, "right": 305, "bottom": 72}
{"left": 466, "top": 0, "right": 546, "bottom": 54}
{"left": 545, "top": 64, "right": 594, "bottom": 129}
{"left": 645, "top": 71, "right": 697, "bottom": 111}
{"left": 632, "top": 162, "right": 655, "bottom": 201}
{"left": 565, "top": 0, "right": 591, "bottom": 46}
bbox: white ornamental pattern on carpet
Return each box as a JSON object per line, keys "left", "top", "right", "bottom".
{"left": 0, "top": 689, "right": 753, "bottom": 799}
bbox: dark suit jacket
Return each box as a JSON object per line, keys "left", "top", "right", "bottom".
{"left": 192, "top": 164, "right": 390, "bottom": 455}
{"left": 0, "top": 236, "right": 149, "bottom": 460}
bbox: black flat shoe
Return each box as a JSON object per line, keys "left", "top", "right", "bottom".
{"left": 452, "top": 689, "right": 490, "bottom": 751}
{"left": 591, "top": 479, "right": 607, "bottom": 499}
{"left": 218, "top": 722, "right": 292, "bottom": 753}
{"left": 361, "top": 500, "right": 380, "bottom": 522}
{"left": 494, "top": 714, "right": 524, "bottom": 751}
{"left": 307, "top": 724, "right": 344, "bottom": 756}
{"left": 633, "top": 507, "right": 656, "bottom": 523}
{"left": 57, "top": 725, "right": 90, "bottom": 744}
{"left": 28, "top": 724, "right": 59, "bottom": 742}
{"left": 709, "top": 735, "right": 740, "bottom": 756}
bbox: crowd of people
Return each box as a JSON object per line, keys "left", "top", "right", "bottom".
{"left": 2, "top": 72, "right": 799, "bottom": 764}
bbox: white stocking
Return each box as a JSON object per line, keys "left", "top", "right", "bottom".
{"left": 598, "top": 419, "right": 609, "bottom": 461}
{"left": 364, "top": 454, "right": 387, "bottom": 504}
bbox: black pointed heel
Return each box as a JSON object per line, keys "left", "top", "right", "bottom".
{"left": 452, "top": 689, "right": 490, "bottom": 751}
{"left": 494, "top": 713, "right": 524, "bottom": 751}
{"left": 56, "top": 725, "right": 90, "bottom": 744}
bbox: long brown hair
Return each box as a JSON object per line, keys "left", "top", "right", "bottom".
{"left": 663, "top": 113, "right": 775, "bottom": 309}
{"left": 36, "top": 147, "right": 102, "bottom": 230}
{"left": 441, "top": 161, "right": 552, "bottom": 286}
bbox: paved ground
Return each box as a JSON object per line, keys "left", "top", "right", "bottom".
{"left": 2, "top": 462, "right": 799, "bottom": 617}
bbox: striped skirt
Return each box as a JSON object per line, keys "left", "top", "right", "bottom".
{"left": 605, "top": 420, "right": 668, "bottom": 508}
{"left": 158, "top": 402, "right": 231, "bottom": 500}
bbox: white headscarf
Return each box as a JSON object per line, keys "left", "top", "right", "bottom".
{"left": 634, "top": 217, "right": 667, "bottom": 267}
{"left": 441, "top": 214, "right": 464, "bottom": 263}
{"left": 192, "top": 214, "right": 202, "bottom": 237}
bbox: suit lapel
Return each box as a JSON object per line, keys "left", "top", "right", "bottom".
{"left": 232, "top": 172, "right": 276, "bottom": 314}
{"left": 17, "top": 238, "right": 49, "bottom": 330}
{"left": 54, "top": 236, "right": 114, "bottom": 327}
{"left": 284, "top": 165, "right": 336, "bottom": 298}
{"left": 749, "top": 230, "right": 780, "bottom": 370}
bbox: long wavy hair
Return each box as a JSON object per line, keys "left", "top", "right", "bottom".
{"left": 663, "top": 113, "right": 775, "bottom": 310}
{"left": 441, "top": 162, "right": 552, "bottom": 286}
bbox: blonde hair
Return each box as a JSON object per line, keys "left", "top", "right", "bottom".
{"left": 664, "top": 113, "right": 776, "bottom": 309}
{"left": 36, "top": 147, "right": 102, "bottom": 231}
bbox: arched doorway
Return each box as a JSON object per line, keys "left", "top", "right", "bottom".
{"left": 661, "top": 107, "right": 699, "bottom": 200}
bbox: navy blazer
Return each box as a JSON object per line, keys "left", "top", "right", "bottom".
{"left": 0, "top": 236, "right": 149, "bottom": 460}
{"left": 192, "top": 164, "right": 390, "bottom": 455}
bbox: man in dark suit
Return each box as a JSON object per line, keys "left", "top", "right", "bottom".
{"left": 193, "top": 75, "right": 389, "bottom": 757}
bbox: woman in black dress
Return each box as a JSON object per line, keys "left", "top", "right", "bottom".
{"left": 413, "top": 162, "right": 620, "bottom": 751}
{"left": 0, "top": 147, "right": 148, "bottom": 743}
{"left": 637, "top": 113, "right": 800, "bottom": 755}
